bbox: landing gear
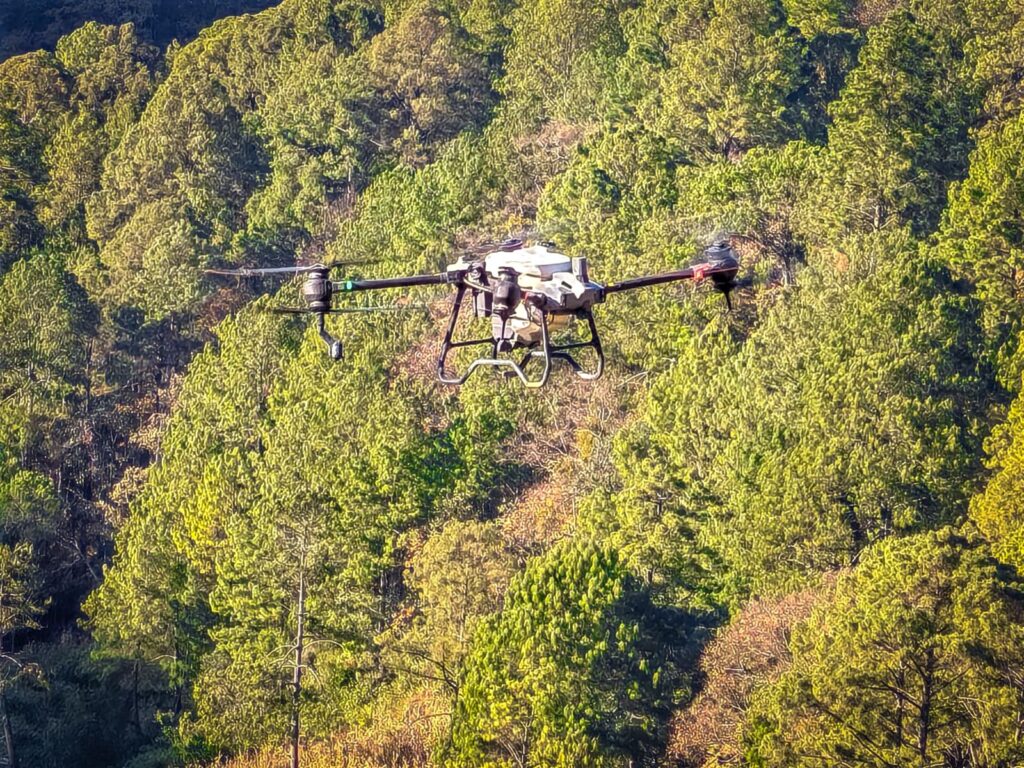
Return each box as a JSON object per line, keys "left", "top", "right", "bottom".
{"left": 437, "top": 285, "right": 605, "bottom": 388}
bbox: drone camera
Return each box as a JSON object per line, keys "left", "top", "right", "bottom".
{"left": 328, "top": 340, "right": 344, "bottom": 361}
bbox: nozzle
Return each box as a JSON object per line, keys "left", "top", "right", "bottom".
{"left": 316, "top": 313, "right": 344, "bottom": 361}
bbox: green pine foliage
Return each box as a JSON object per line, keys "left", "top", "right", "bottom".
{"left": 2, "top": 1, "right": 1024, "bottom": 766}
{"left": 599, "top": 234, "right": 993, "bottom": 603}
{"left": 745, "top": 528, "right": 1024, "bottom": 767}
{"left": 940, "top": 107, "right": 1024, "bottom": 389}
{"left": 803, "top": 10, "right": 977, "bottom": 241}
{"left": 970, "top": 381, "right": 1024, "bottom": 572}
{"left": 653, "top": 0, "right": 807, "bottom": 159}
{"left": 446, "top": 542, "right": 693, "bottom": 767}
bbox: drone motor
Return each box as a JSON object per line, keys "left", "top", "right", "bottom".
{"left": 299, "top": 267, "right": 332, "bottom": 312}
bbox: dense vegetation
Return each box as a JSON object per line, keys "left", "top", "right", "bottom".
{"left": 3, "top": 0, "right": 1024, "bottom": 766}
{"left": 0, "top": 1, "right": 278, "bottom": 60}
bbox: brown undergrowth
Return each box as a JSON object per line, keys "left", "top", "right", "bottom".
{"left": 666, "top": 575, "right": 838, "bottom": 766}
{"left": 219, "top": 688, "right": 445, "bottom": 768}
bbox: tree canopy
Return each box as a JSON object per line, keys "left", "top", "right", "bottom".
{"left": 2, "top": 1, "right": 1024, "bottom": 766}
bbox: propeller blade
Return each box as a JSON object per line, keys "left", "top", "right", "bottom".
{"left": 268, "top": 304, "right": 431, "bottom": 315}
{"left": 324, "top": 258, "right": 380, "bottom": 269}
{"left": 206, "top": 258, "right": 378, "bottom": 278}
{"left": 729, "top": 276, "right": 757, "bottom": 289}
{"left": 326, "top": 304, "right": 431, "bottom": 314}
{"left": 463, "top": 238, "right": 524, "bottom": 256}
{"left": 716, "top": 276, "right": 758, "bottom": 311}
{"left": 205, "top": 264, "right": 328, "bottom": 277}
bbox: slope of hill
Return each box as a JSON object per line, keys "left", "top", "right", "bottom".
{"left": 0, "top": 0, "right": 277, "bottom": 59}
{"left": 2, "top": 1, "right": 1024, "bottom": 767}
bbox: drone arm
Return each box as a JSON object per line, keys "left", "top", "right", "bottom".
{"left": 601, "top": 267, "right": 698, "bottom": 295}
{"left": 601, "top": 260, "right": 739, "bottom": 298}
{"left": 337, "top": 273, "right": 454, "bottom": 292}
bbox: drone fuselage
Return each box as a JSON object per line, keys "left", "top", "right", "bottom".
{"left": 448, "top": 245, "right": 603, "bottom": 349}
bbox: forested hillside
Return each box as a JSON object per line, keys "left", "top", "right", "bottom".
{"left": 0, "top": 1, "right": 277, "bottom": 59}
{"left": 3, "top": 0, "right": 1024, "bottom": 766}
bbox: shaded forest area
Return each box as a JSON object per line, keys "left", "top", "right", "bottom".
{"left": 0, "top": 0, "right": 277, "bottom": 59}
{"left": 3, "top": 0, "right": 1024, "bottom": 767}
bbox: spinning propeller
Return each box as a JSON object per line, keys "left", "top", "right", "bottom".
{"left": 203, "top": 258, "right": 373, "bottom": 278}
{"left": 205, "top": 259, "right": 429, "bottom": 360}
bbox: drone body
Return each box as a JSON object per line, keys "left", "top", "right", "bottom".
{"left": 432, "top": 242, "right": 606, "bottom": 387}
{"left": 207, "top": 240, "right": 741, "bottom": 388}
{"left": 451, "top": 244, "right": 595, "bottom": 346}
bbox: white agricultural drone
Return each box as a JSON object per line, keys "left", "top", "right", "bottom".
{"left": 207, "top": 239, "right": 741, "bottom": 388}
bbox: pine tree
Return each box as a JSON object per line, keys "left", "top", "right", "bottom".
{"left": 806, "top": 11, "right": 976, "bottom": 240}
{"left": 446, "top": 542, "right": 694, "bottom": 767}
{"left": 0, "top": 542, "right": 44, "bottom": 768}
{"left": 745, "top": 528, "right": 1024, "bottom": 767}
{"left": 654, "top": 0, "right": 806, "bottom": 159}
{"left": 970, "top": 386, "right": 1024, "bottom": 572}
{"left": 382, "top": 520, "right": 516, "bottom": 693}
{"left": 939, "top": 108, "right": 1024, "bottom": 389}
{"left": 620, "top": 234, "right": 991, "bottom": 601}
{"left": 501, "top": 0, "right": 627, "bottom": 124}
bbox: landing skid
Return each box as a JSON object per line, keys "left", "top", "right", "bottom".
{"left": 437, "top": 285, "right": 605, "bottom": 388}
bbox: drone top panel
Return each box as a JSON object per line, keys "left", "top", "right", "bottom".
{"left": 484, "top": 245, "right": 571, "bottom": 281}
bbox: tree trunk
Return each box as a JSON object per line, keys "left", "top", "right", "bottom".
{"left": 880, "top": 505, "right": 893, "bottom": 539}
{"left": 131, "top": 660, "right": 142, "bottom": 736}
{"left": 893, "top": 666, "right": 905, "bottom": 749}
{"left": 0, "top": 685, "right": 17, "bottom": 768}
{"left": 917, "top": 650, "right": 935, "bottom": 765}
{"left": 839, "top": 494, "right": 865, "bottom": 561}
{"left": 291, "top": 566, "right": 306, "bottom": 768}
